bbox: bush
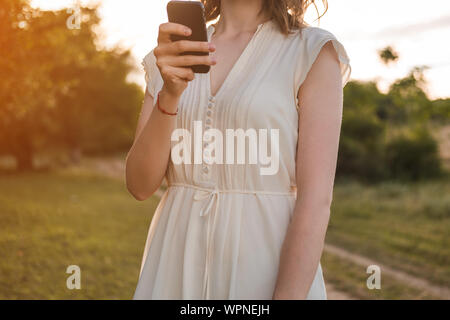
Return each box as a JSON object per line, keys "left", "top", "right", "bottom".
{"left": 337, "top": 110, "right": 387, "bottom": 181}
{"left": 385, "top": 127, "right": 441, "bottom": 180}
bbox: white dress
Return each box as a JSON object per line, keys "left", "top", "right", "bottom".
{"left": 134, "top": 20, "right": 351, "bottom": 300}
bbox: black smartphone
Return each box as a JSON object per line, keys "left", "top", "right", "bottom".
{"left": 167, "top": 0, "right": 210, "bottom": 74}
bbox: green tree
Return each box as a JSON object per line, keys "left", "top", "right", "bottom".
{"left": 378, "top": 46, "right": 399, "bottom": 65}
{"left": 0, "top": 1, "right": 143, "bottom": 170}
{"left": 337, "top": 81, "right": 387, "bottom": 180}
{"left": 387, "top": 66, "right": 432, "bottom": 124}
{"left": 430, "top": 98, "right": 450, "bottom": 123}
{"left": 385, "top": 126, "right": 441, "bottom": 180}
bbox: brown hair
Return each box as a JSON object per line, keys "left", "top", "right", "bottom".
{"left": 201, "top": 0, "right": 328, "bottom": 35}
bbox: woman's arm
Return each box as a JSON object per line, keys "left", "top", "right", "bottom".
{"left": 273, "top": 41, "right": 343, "bottom": 299}
{"left": 126, "top": 88, "right": 181, "bottom": 200}
{"left": 126, "top": 23, "right": 216, "bottom": 201}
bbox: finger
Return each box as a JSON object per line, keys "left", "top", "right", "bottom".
{"left": 158, "top": 22, "right": 191, "bottom": 44}
{"left": 157, "top": 40, "right": 214, "bottom": 56}
{"left": 164, "top": 55, "right": 217, "bottom": 67}
{"left": 163, "top": 66, "right": 195, "bottom": 81}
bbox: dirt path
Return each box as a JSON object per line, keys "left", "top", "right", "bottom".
{"left": 82, "top": 157, "right": 167, "bottom": 197}
{"left": 324, "top": 244, "right": 450, "bottom": 299}
{"left": 326, "top": 284, "right": 354, "bottom": 300}
{"left": 82, "top": 156, "right": 126, "bottom": 180}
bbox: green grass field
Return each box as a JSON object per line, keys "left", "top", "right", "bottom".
{"left": 0, "top": 169, "right": 158, "bottom": 299}
{"left": 0, "top": 167, "right": 448, "bottom": 299}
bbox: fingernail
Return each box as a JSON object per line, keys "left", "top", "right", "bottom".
{"left": 208, "top": 43, "right": 216, "bottom": 51}
{"left": 211, "top": 57, "right": 217, "bottom": 64}
{"left": 185, "top": 28, "right": 191, "bottom": 35}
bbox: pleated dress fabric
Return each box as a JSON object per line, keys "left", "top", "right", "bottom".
{"left": 134, "top": 20, "right": 351, "bottom": 300}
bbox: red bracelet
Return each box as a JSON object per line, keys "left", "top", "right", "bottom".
{"left": 157, "top": 92, "right": 178, "bottom": 116}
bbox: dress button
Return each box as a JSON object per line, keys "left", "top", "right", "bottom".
{"left": 206, "top": 119, "right": 212, "bottom": 125}
{"left": 208, "top": 102, "right": 214, "bottom": 109}
{"left": 203, "top": 142, "right": 209, "bottom": 148}
{"left": 205, "top": 126, "right": 211, "bottom": 131}
{"left": 202, "top": 166, "right": 209, "bottom": 174}
{"left": 209, "top": 96, "right": 215, "bottom": 102}
{"left": 206, "top": 110, "right": 212, "bottom": 116}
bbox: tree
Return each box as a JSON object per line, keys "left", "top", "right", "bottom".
{"left": 0, "top": 1, "right": 143, "bottom": 170}
{"left": 0, "top": 0, "right": 37, "bottom": 170}
{"left": 387, "top": 66, "right": 432, "bottom": 123}
{"left": 385, "top": 126, "right": 441, "bottom": 180}
{"left": 378, "top": 46, "right": 399, "bottom": 65}
{"left": 430, "top": 98, "right": 450, "bottom": 123}
{"left": 337, "top": 81, "right": 387, "bottom": 180}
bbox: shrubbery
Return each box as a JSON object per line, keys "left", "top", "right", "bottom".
{"left": 385, "top": 127, "right": 441, "bottom": 180}
{"left": 337, "top": 111, "right": 387, "bottom": 181}
{"left": 337, "top": 77, "right": 445, "bottom": 182}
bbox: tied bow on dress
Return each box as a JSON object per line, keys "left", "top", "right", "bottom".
{"left": 194, "top": 186, "right": 220, "bottom": 217}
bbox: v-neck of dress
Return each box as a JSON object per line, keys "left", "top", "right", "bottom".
{"left": 206, "top": 20, "right": 272, "bottom": 99}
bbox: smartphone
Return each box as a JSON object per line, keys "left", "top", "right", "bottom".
{"left": 167, "top": 0, "right": 210, "bottom": 74}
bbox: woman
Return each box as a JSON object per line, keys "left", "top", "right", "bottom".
{"left": 127, "top": 0, "right": 351, "bottom": 300}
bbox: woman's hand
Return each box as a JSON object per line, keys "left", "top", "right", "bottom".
{"left": 155, "top": 22, "right": 216, "bottom": 99}
{"left": 126, "top": 23, "right": 216, "bottom": 200}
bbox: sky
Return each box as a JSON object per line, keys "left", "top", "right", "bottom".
{"left": 31, "top": 0, "right": 450, "bottom": 99}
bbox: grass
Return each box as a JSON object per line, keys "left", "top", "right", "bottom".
{"left": 328, "top": 178, "right": 450, "bottom": 288}
{"left": 0, "top": 169, "right": 159, "bottom": 299}
{"left": 322, "top": 251, "right": 439, "bottom": 300}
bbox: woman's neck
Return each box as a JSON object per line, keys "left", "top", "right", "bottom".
{"left": 214, "top": 0, "right": 271, "bottom": 36}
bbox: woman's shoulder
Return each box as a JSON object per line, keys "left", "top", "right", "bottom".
{"left": 287, "top": 25, "right": 350, "bottom": 64}
{"left": 288, "top": 25, "right": 352, "bottom": 91}
{"left": 286, "top": 25, "right": 340, "bottom": 45}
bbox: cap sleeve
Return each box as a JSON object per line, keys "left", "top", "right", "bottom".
{"left": 142, "top": 50, "right": 162, "bottom": 98}
{"left": 294, "top": 27, "right": 351, "bottom": 98}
